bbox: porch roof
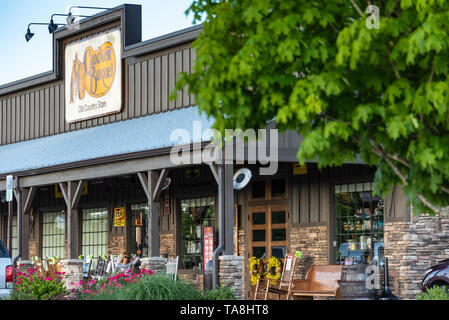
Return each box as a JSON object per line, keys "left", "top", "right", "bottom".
{"left": 0, "top": 106, "right": 214, "bottom": 176}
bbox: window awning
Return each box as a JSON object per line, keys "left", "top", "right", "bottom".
{"left": 0, "top": 106, "right": 215, "bottom": 176}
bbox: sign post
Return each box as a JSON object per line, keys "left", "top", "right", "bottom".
{"left": 6, "top": 175, "right": 13, "bottom": 202}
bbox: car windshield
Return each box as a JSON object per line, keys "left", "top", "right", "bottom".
{"left": 0, "top": 240, "right": 10, "bottom": 258}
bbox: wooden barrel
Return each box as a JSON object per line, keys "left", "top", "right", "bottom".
{"left": 341, "top": 265, "right": 377, "bottom": 300}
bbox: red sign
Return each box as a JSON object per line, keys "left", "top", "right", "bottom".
{"left": 203, "top": 226, "right": 214, "bottom": 270}
{"left": 164, "top": 190, "right": 170, "bottom": 215}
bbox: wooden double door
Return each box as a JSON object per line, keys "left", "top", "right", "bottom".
{"left": 249, "top": 204, "right": 288, "bottom": 259}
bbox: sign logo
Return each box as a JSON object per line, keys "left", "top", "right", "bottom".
{"left": 65, "top": 29, "right": 122, "bottom": 123}
{"left": 70, "top": 42, "right": 117, "bottom": 102}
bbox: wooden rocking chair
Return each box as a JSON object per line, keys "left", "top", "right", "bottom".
{"left": 33, "top": 257, "right": 48, "bottom": 278}
{"left": 92, "top": 256, "right": 106, "bottom": 278}
{"left": 253, "top": 253, "right": 297, "bottom": 300}
{"left": 266, "top": 253, "right": 297, "bottom": 300}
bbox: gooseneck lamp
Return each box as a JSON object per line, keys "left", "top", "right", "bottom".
{"left": 25, "top": 7, "right": 110, "bottom": 42}
{"left": 25, "top": 23, "right": 49, "bottom": 42}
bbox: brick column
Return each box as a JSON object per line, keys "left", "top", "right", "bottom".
{"left": 140, "top": 257, "right": 167, "bottom": 274}
{"left": 60, "top": 259, "right": 83, "bottom": 291}
{"left": 219, "top": 255, "right": 244, "bottom": 300}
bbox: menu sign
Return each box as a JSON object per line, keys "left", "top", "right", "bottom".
{"left": 65, "top": 29, "right": 122, "bottom": 123}
{"left": 203, "top": 226, "right": 214, "bottom": 270}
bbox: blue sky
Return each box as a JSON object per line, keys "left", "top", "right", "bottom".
{"left": 0, "top": 0, "right": 196, "bottom": 85}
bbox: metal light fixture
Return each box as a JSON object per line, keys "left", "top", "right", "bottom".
{"left": 25, "top": 23, "right": 49, "bottom": 42}
{"left": 48, "top": 19, "right": 59, "bottom": 33}
{"left": 25, "top": 7, "right": 110, "bottom": 42}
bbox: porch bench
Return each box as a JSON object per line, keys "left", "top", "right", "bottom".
{"left": 289, "top": 265, "right": 342, "bottom": 300}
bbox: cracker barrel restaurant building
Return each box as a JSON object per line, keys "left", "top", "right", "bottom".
{"left": 0, "top": 4, "right": 448, "bottom": 300}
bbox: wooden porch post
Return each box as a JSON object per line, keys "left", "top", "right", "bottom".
{"left": 59, "top": 180, "right": 85, "bottom": 259}
{"left": 223, "top": 163, "right": 234, "bottom": 255}
{"left": 13, "top": 187, "right": 36, "bottom": 260}
{"left": 137, "top": 169, "right": 169, "bottom": 257}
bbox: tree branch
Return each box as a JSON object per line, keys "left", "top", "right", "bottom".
{"left": 370, "top": 140, "right": 443, "bottom": 214}
{"left": 386, "top": 48, "right": 401, "bottom": 79}
{"left": 428, "top": 59, "right": 435, "bottom": 84}
{"left": 349, "top": 0, "right": 364, "bottom": 17}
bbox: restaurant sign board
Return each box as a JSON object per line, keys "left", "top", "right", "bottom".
{"left": 65, "top": 29, "right": 122, "bottom": 123}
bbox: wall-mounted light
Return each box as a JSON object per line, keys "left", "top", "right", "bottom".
{"left": 49, "top": 13, "right": 89, "bottom": 31}
{"left": 25, "top": 23, "right": 49, "bottom": 42}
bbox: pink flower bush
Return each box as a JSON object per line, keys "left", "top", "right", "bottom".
{"left": 11, "top": 266, "right": 67, "bottom": 300}
{"left": 72, "top": 268, "right": 154, "bottom": 299}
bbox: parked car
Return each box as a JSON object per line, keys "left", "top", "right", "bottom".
{"left": 421, "top": 259, "right": 449, "bottom": 292}
{"left": 0, "top": 240, "right": 13, "bottom": 299}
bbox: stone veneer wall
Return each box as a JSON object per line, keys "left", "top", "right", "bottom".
{"left": 384, "top": 214, "right": 449, "bottom": 299}
{"left": 160, "top": 232, "right": 176, "bottom": 258}
{"left": 178, "top": 272, "right": 204, "bottom": 291}
{"left": 108, "top": 235, "right": 126, "bottom": 256}
{"left": 60, "top": 259, "right": 84, "bottom": 291}
{"left": 290, "top": 225, "right": 329, "bottom": 279}
{"left": 219, "top": 255, "right": 244, "bottom": 300}
{"left": 140, "top": 257, "right": 167, "bottom": 274}
{"left": 29, "top": 240, "right": 39, "bottom": 258}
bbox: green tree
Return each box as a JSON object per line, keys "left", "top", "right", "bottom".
{"left": 173, "top": 0, "right": 449, "bottom": 215}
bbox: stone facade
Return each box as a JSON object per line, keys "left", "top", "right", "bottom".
{"left": 219, "top": 255, "right": 244, "bottom": 300}
{"left": 160, "top": 232, "right": 176, "bottom": 258}
{"left": 29, "top": 240, "right": 39, "bottom": 259}
{"left": 140, "top": 256, "right": 167, "bottom": 274}
{"left": 60, "top": 259, "right": 84, "bottom": 291}
{"left": 290, "top": 225, "right": 329, "bottom": 279}
{"left": 178, "top": 272, "right": 204, "bottom": 291}
{"left": 384, "top": 214, "right": 449, "bottom": 299}
{"left": 108, "top": 235, "right": 126, "bottom": 256}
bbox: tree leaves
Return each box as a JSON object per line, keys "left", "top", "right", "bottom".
{"left": 174, "top": 0, "right": 449, "bottom": 214}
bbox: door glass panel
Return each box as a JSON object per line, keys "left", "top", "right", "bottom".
{"left": 252, "top": 230, "right": 266, "bottom": 242}
{"left": 252, "top": 181, "right": 266, "bottom": 199}
{"left": 271, "top": 210, "right": 286, "bottom": 224}
{"left": 271, "top": 246, "right": 286, "bottom": 259}
{"left": 252, "top": 212, "right": 265, "bottom": 225}
{"left": 272, "top": 228, "right": 286, "bottom": 241}
{"left": 271, "top": 179, "right": 286, "bottom": 197}
{"left": 252, "top": 246, "right": 266, "bottom": 258}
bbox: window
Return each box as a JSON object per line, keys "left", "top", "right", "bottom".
{"left": 42, "top": 211, "right": 66, "bottom": 258}
{"left": 129, "top": 204, "right": 149, "bottom": 256}
{"left": 82, "top": 208, "right": 108, "bottom": 258}
{"left": 334, "top": 183, "right": 384, "bottom": 265}
{"left": 180, "top": 197, "right": 215, "bottom": 269}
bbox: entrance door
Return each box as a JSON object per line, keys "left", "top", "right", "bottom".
{"left": 249, "top": 204, "right": 288, "bottom": 259}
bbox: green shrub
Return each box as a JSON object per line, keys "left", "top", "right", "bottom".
{"left": 79, "top": 273, "right": 202, "bottom": 300}
{"left": 10, "top": 266, "right": 68, "bottom": 300}
{"left": 201, "top": 286, "right": 237, "bottom": 300}
{"left": 416, "top": 285, "right": 449, "bottom": 300}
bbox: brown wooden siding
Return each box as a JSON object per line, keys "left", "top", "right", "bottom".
{"left": 0, "top": 45, "right": 196, "bottom": 146}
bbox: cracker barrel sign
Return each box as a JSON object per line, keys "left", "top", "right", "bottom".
{"left": 65, "top": 29, "right": 122, "bottom": 123}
